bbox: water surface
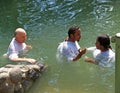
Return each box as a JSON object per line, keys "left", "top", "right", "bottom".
{"left": 0, "top": 0, "right": 119, "bottom": 93}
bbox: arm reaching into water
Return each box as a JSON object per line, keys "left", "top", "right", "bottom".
{"left": 85, "top": 56, "right": 98, "bottom": 64}
{"left": 9, "top": 57, "right": 36, "bottom": 64}
{"left": 84, "top": 46, "right": 98, "bottom": 64}
{"left": 9, "top": 44, "right": 36, "bottom": 64}
{"left": 25, "top": 45, "right": 32, "bottom": 50}
{"left": 86, "top": 46, "right": 96, "bottom": 51}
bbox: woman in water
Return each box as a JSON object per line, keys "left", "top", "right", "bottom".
{"left": 85, "top": 34, "right": 115, "bottom": 67}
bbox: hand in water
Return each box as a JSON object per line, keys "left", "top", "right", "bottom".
{"left": 27, "top": 58, "right": 37, "bottom": 64}
{"left": 80, "top": 48, "right": 86, "bottom": 54}
{"left": 26, "top": 45, "right": 32, "bottom": 50}
{"left": 84, "top": 56, "right": 96, "bottom": 64}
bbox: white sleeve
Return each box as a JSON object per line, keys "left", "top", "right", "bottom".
{"left": 87, "top": 46, "right": 96, "bottom": 51}
{"left": 75, "top": 41, "right": 80, "bottom": 50}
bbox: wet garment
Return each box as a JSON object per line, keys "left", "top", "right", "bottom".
{"left": 57, "top": 41, "right": 80, "bottom": 61}
{"left": 94, "top": 49, "right": 115, "bottom": 67}
{"left": 7, "top": 38, "right": 26, "bottom": 60}
{"left": 87, "top": 47, "right": 115, "bottom": 67}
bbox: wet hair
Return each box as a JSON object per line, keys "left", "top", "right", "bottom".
{"left": 68, "top": 26, "right": 80, "bottom": 38}
{"left": 97, "top": 34, "right": 111, "bottom": 49}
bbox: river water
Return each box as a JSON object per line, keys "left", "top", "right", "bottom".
{"left": 0, "top": 0, "right": 120, "bottom": 93}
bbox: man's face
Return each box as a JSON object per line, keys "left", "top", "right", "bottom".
{"left": 95, "top": 39, "right": 101, "bottom": 49}
{"left": 73, "top": 29, "right": 81, "bottom": 42}
{"left": 15, "top": 32, "right": 26, "bottom": 43}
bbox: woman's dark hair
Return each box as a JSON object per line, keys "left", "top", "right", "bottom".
{"left": 68, "top": 26, "right": 79, "bottom": 38}
{"left": 97, "top": 34, "right": 111, "bottom": 49}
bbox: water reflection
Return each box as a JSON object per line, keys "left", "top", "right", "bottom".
{"left": 16, "top": 0, "right": 115, "bottom": 35}
{"left": 17, "top": 0, "right": 83, "bottom": 28}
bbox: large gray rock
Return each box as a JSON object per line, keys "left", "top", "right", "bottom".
{"left": 9, "top": 67, "right": 22, "bottom": 84}
{"left": 0, "top": 63, "right": 47, "bottom": 93}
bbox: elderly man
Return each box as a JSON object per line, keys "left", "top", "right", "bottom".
{"left": 5, "top": 28, "right": 36, "bottom": 64}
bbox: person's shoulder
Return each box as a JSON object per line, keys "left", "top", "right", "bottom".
{"left": 108, "top": 49, "right": 115, "bottom": 56}
{"left": 58, "top": 41, "right": 65, "bottom": 48}
{"left": 9, "top": 38, "right": 16, "bottom": 46}
{"left": 109, "top": 49, "right": 115, "bottom": 52}
{"left": 58, "top": 41, "right": 65, "bottom": 45}
{"left": 10, "top": 38, "right": 15, "bottom": 42}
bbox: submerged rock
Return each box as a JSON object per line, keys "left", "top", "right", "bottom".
{"left": 0, "top": 63, "right": 47, "bottom": 93}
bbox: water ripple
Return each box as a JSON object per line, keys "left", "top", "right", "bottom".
{"left": 17, "top": 0, "right": 83, "bottom": 28}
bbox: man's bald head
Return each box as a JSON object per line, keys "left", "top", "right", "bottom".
{"left": 14, "top": 28, "right": 27, "bottom": 43}
{"left": 14, "top": 28, "right": 26, "bottom": 36}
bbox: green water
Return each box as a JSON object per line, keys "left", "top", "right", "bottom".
{"left": 0, "top": 0, "right": 120, "bottom": 93}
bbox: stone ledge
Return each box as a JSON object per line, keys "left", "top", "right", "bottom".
{"left": 0, "top": 63, "right": 47, "bottom": 93}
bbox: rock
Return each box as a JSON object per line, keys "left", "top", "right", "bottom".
{"left": 0, "top": 82, "right": 14, "bottom": 93}
{"left": 0, "top": 63, "right": 47, "bottom": 93}
{"left": 9, "top": 67, "right": 22, "bottom": 84}
{"left": 21, "top": 79, "right": 33, "bottom": 91}
{"left": 0, "top": 72, "right": 9, "bottom": 84}
{"left": 14, "top": 82, "right": 24, "bottom": 93}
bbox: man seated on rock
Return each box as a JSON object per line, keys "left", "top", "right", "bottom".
{"left": 4, "top": 28, "right": 36, "bottom": 64}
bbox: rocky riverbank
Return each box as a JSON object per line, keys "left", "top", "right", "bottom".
{"left": 0, "top": 63, "right": 47, "bottom": 93}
